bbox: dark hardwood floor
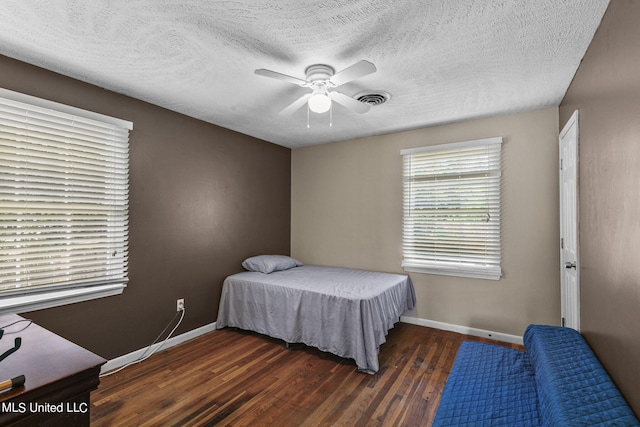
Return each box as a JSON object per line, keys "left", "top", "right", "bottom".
{"left": 90, "top": 323, "right": 523, "bottom": 426}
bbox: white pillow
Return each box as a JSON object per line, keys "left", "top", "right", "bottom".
{"left": 241, "top": 255, "right": 303, "bottom": 274}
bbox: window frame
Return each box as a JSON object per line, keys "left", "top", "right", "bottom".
{"left": 0, "top": 88, "right": 132, "bottom": 314}
{"left": 401, "top": 137, "right": 502, "bottom": 280}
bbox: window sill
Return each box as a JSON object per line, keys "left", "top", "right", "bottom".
{"left": 0, "top": 284, "right": 126, "bottom": 315}
{"left": 402, "top": 264, "right": 501, "bottom": 281}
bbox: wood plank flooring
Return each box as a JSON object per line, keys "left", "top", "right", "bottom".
{"left": 90, "top": 323, "right": 523, "bottom": 426}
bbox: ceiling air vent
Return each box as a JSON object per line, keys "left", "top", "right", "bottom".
{"left": 355, "top": 90, "right": 391, "bottom": 106}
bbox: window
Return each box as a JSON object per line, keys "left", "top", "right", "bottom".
{"left": 0, "top": 88, "right": 132, "bottom": 313}
{"left": 401, "top": 137, "right": 502, "bottom": 280}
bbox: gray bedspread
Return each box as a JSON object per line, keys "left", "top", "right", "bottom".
{"left": 216, "top": 265, "right": 416, "bottom": 374}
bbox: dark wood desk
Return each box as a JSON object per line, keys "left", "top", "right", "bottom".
{"left": 0, "top": 313, "right": 106, "bottom": 426}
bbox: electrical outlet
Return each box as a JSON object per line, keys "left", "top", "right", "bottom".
{"left": 176, "top": 298, "right": 185, "bottom": 312}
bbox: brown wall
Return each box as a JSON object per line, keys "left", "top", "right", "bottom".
{"left": 0, "top": 54, "right": 291, "bottom": 360}
{"left": 559, "top": 0, "right": 640, "bottom": 415}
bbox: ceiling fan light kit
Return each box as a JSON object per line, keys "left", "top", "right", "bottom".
{"left": 255, "top": 60, "right": 379, "bottom": 121}
{"left": 308, "top": 91, "right": 332, "bottom": 113}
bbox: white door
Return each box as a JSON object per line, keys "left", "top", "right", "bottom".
{"left": 559, "top": 110, "right": 579, "bottom": 330}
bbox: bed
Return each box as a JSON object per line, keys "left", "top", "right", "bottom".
{"left": 216, "top": 255, "right": 416, "bottom": 374}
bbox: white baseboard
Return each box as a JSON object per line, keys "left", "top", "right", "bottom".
{"left": 400, "top": 316, "right": 523, "bottom": 345}
{"left": 101, "top": 321, "right": 217, "bottom": 374}
{"left": 102, "top": 317, "right": 521, "bottom": 374}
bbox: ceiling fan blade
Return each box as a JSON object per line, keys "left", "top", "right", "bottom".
{"left": 329, "top": 60, "right": 377, "bottom": 86}
{"left": 255, "top": 69, "right": 307, "bottom": 86}
{"left": 330, "top": 91, "right": 371, "bottom": 114}
{"left": 279, "top": 93, "right": 312, "bottom": 115}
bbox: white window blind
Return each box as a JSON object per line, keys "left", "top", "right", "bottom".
{"left": 0, "top": 88, "right": 132, "bottom": 313}
{"left": 401, "top": 137, "right": 502, "bottom": 280}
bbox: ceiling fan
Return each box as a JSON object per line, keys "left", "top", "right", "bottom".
{"left": 255, "top": 60, "right": 377, "bottom": 115}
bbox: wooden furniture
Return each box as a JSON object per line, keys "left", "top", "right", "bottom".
{"left": 0, "top": 313, "right": 105, "bottom": 426}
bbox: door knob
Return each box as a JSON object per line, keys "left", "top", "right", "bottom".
{"left": 564, "top": 261, "right": 577, "bottom": 269}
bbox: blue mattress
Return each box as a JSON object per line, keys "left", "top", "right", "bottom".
{"left": 434, "top": 326, "right": 640, "bottom": 427}
{"left": 432, "top": 341, "right": 541, "bottom": 427}
{"left": 524, "top": 325, "right": 639, "bottom": 427}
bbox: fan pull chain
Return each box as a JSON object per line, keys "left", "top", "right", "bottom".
{"left": 329, "top": 103, "right": 333, "bottom": 127}
{"left": 305, "top": 100, "right": 333, "bottom": 128}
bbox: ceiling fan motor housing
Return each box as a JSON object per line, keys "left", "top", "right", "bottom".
{"left": 305, "top": 64, "right": 335, "bottom": 83}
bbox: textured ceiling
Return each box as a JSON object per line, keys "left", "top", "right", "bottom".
{"left": 0, "top": 1, "right": 609, "bottom": 148}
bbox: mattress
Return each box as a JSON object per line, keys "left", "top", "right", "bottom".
{"left": 434, "top": 326, "right": 640, "bottom": 427}
{"left": 216, "top": 265, "right": 416, "bottom": 373}
{"left": 524, "top": 324, "right": 640, "bottom": 427}
{"left": 432, "top": 341, "right": 541, "bottom": 427}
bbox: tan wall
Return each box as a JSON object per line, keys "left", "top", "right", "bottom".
{"left": 559, "top": 0, "right": 640, "bottom": 415}
{"left": 292, "top": 108, "right": 560, "bottom": 337}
